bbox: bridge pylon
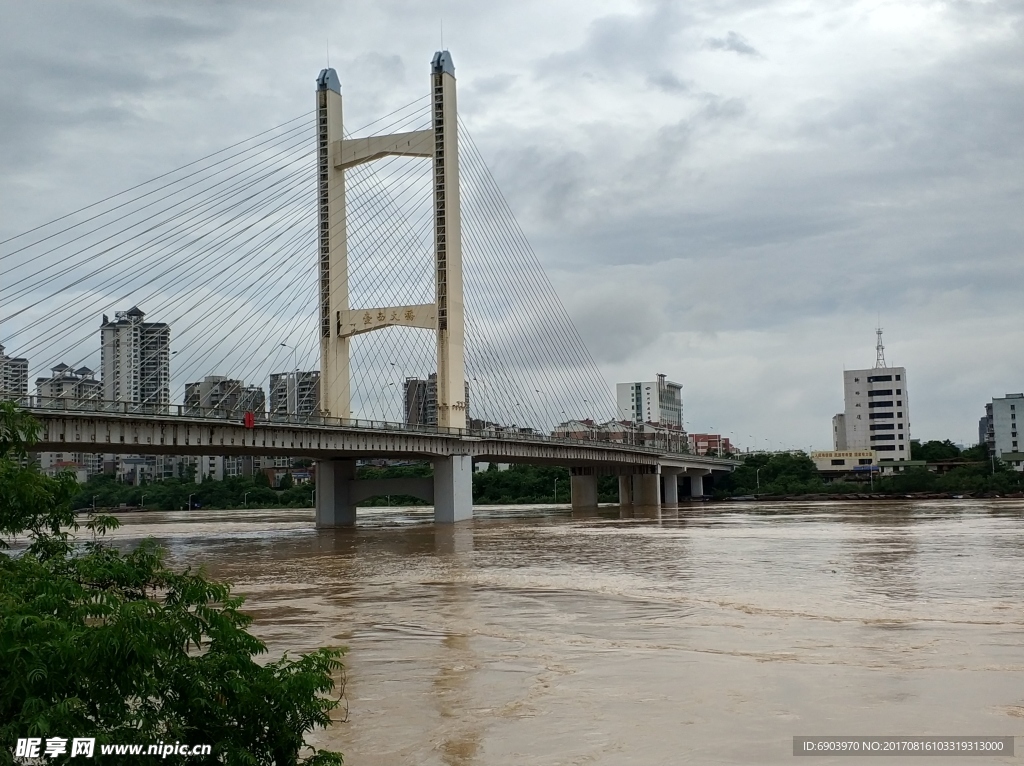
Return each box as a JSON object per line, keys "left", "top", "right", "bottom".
{"left": 315, "top": 51, "right": 472, "bottom": 526}
{"left": 315, "top": 51, "right": 467, "bottom": 430}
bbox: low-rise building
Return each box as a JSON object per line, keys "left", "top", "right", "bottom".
{"left": 688, "top": 433, "right": 733, "bottom": 456}
{"left": 811, "top": 450, "right": 877, "bottom": 473}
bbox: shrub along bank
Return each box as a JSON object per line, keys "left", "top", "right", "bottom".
{"left": 716, "top": 441, "right": 1023, "bottom": 498}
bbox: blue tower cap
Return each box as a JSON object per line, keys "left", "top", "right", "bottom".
{"left": 317, "top": 68, "right": 341, "bottom": 93}
{"left": 431, "top": 50, "right": 455, "bottom": 76}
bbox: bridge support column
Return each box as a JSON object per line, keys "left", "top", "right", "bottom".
{"left": 570, "top": 468, "right": 598, "bottom": 510}
{"left": 618, "top": 475, "right": 633, "bottom": 506}
{"left": 433, "top": 454, "right": 473, "bottom": 524}
{"left": 662, "top": 467, "right": 681, "bottom": 505}
{"left": 687, "top": 469, "right": 711, "bottom": 499}
{"left": 316, "top": 459, "right": 357, "bottom": 527}
{"left": 633, "top": 470, "right": 661, "bottom": 507}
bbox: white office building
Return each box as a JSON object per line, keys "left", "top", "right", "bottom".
{"left": 833, "top": 330, "right": 911, "bottom": 460}
{"left": 616, "top": 374, "right": 683, "bottom": 427}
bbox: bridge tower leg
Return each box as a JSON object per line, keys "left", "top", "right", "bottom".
{"left": 433, "top": 454, "right": 473, "bottom": 523}
{"left": 430, "top": 52, "right": 467, "bottom": 430}
{"left": 316, "top": 459, "right": 357, "bottom": 527}
{"left": 315, "top": 68, "right": 351, "bottom": 419}
{"left": 570, "top": 467, "right": 599, "bottom": 510}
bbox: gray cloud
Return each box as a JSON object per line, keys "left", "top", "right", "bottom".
{"left": 0, "top": 0, "right": 1022, "bottom": 447}
{"left": 703, "top": 31, "right": 760, "bottom": 57}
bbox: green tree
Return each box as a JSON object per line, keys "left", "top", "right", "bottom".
{"left": 716, "top": 451, "right": 825, "bottom": 496}
{"left": 0, "top": 403, "right": 344, "bottom": 764}
{"left": 910, "top": 439, "right": 961, "bottom": 462}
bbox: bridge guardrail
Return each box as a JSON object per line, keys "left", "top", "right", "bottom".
{"left": 8, "top": 395, "right": 737, "bottom": 465}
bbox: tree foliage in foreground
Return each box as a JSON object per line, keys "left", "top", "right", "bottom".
{"left": 0, "top": 402, "right": 344, "bottom": 764}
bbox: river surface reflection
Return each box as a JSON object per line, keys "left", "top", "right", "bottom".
{"left": 106, "top": 500, "right": 1024, "bottom": 765}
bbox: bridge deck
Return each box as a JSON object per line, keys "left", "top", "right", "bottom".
{"left": 26, "top": 407, "right": 738, "bottom": 472}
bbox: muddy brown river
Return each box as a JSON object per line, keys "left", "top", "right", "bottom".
{"left": 106, "top": 500, "right": 1024, "bottom": 764}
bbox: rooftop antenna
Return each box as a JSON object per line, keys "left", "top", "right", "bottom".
{"left": 874, "top": 327, "right": 886, "bottom": 369}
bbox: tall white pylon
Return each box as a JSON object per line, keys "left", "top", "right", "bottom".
{"left": 316, "top": 51, "right": 467, "bottom": 428}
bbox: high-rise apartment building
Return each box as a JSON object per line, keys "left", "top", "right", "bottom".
{"left": 184, "top": 375, "right": 265, "bottom": 416}
{"left": 833, "top": 330, "right": 911, "bottom": 460}
{"left": 0, "top": 344, "right": 29, "bottom": 400}
{"left": 100, "top": 307, "right": 170, "bottom": 410}
{"left": 985, "top": 393, "right": 1023, "bottom": 467}
{"left": 35, "top": 364, "right": 102, "bottom": 405}
{"left": 403, "top": 373, "right": 470, "bottom": 427}
{"left": 269, "top": 370, "right": 320, "bottom": 417}
{"left": 35, "top": 364, "right": 103, "bottom": 476}
{"left": 616, "top": 374, "right": 683, "bottom": 427}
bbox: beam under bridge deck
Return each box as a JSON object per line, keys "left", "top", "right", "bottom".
{"left": 28, "top": 410, "right": 736, "bottom": 523}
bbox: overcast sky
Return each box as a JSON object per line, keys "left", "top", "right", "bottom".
{"left": 1, "top": 0, "right": 1021, "bottom": 449}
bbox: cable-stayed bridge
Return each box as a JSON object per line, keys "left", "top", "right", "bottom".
{"left": 0, "top": 51, "right": 736, "bottom": 524}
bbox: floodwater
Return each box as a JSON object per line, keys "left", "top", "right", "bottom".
{"left": 106, "top": 500, "right": 1024, "bottom": 765}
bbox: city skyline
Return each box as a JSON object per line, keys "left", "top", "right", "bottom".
{"left": 0, "top": 1, "right": 1020, "bottom": 448}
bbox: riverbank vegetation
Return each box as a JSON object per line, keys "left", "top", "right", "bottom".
{"left": 0, "top": 403, "right": 345, "bottom": 763}
{"left": 716, "top": 441, "right": 1023, "bottom": 498}
{"left": 70, "top": 462, "right": 626, "bottom": 511}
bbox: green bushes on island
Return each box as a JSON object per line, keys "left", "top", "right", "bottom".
{"left": 0, "top": 403, "right": 344, "bottom": 763}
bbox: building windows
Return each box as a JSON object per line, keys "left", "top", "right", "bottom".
{"left": 896, "top": 375, "right": 901, "bottom": 380}
{"left": 868, "top": 401, "right": 894, "bottom": 408}
{"left": 897, "top": 412, "right": 903, "bottom": 417}
{"left": 877, "top": 445, "right": 896, "bottom": 451}
{"left": 867, "top": 375, "right": 892, "bottom": 382}
{"left": 896, "top": 389, "right": 902, "bottom": 394}
{"left": 868, "top": 390, "right": 893, "bottom": 397}
{"left": 858, "top": 458, "right": 873, "bottom": 465}
{"left": 870, "top": 424, "right": 895, "bottom": 431}
{"left": 871, "top": 434, "right": 896, "bottom": 441}
{"left": 898, "top": 423, "right": 903, "bottom": 429}
{"left": 831, "top": 459, "right": 846, "bottom": 466}
{"left": 897, "top": 400, "right": 902, "bottom": 406}
{"left": 869, "top": 412, "right": 894, "bottom": 419}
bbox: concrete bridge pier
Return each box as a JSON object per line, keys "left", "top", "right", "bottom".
{"left": 661, "top": 467, "right": 682, "bottom": 505}
{"left": 316, "top": 459, "right": 358, "bottom": 527}
{"left": 633, "top": 468, "right": 661, "bottom": 507}
{"left": 433, "top": 454, "right": 473, "bottom": 524}
{"left": 570, "top": 467, "right": 599, "bottom": 510}
{"left": 316, "top": 455, "right": 471, "bottom": 526}
{"left": 686, "top": 468, "right": 712, "bottom": 499}
{"left": 618, "top": 475, "right": 633, "bottom": 506}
